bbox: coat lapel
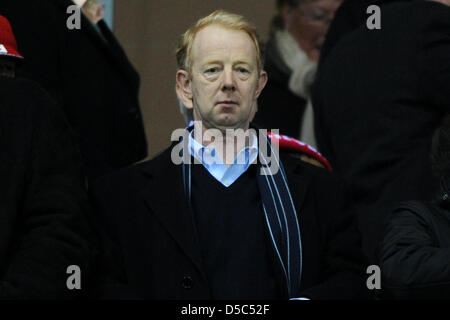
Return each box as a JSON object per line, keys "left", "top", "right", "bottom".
{"left": 139, "top": 148, "right": 206, "bottom": 280}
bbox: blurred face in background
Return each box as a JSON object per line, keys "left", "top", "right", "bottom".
{"left": 282, "top": 0, "right": 342, "bottom": 61}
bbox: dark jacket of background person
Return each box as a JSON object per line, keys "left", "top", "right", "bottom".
{"left": 0, "top": 0, "right": 147, "bottom": 180}
{"left": 311, "top": 0, "right": 450, "bottom": 263}
{"left": 378, "top": 115, "right": 450, "bottom": 299}
{"left": 88, "top": 143, "right": 368, "bottom": 299}
{"left": 0, "top": 77, "right": 91, "bottom": 299}
{"left": 377, "top": 199, "right": 450, "bottom": 299}
{"left": 318, "top": 0, "right": 417, "bottom": 66}
{"left": 317, "top": 0, "right": 373, "bottom": 65}
{"left": 252, "top": 35, "right": 308, "bottom": 138}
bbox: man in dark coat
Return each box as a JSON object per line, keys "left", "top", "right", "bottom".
{"left": 89, "top": 10, "right": 367, "bottom": 300}
{"left": 0, "top": 15, "right": 91, "bottom": 298}
{"left": 311, "top": 0, "right": 450, "bottom": 263}
{"left": 0, "top": 0, "right": 147, "bottom": 180}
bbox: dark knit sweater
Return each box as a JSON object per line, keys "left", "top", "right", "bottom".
{"left": 190, "top": 164, "right": 281, "bottom": 299}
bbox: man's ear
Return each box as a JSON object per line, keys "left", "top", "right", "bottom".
{"left": 176, "top": 69, "right": 194, "bottom": 109}
{"left": 249, "top": 102, "right": 258, "bottom": 123}
{"left": 255, "top": 71, "right": 268, "bottom": 99}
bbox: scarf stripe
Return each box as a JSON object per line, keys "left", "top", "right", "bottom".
{"left": 268, "top": 141, "right": 304, "bottom": 290}
{"left": 261, "top": 165, "right": 284, "bottom": 232}
{"left": 263, "top": 205, "right": 289, "bottom": 285}
{"left": 259, "top": 156, "right": 292, "bottom": 289}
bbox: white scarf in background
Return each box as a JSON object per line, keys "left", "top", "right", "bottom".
{"left": 275, "top": 30, "right": 317, "bottom": 98}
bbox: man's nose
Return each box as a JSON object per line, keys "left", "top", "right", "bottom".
{"left": 221, "top": 68, "right": 236, "bottom": 91}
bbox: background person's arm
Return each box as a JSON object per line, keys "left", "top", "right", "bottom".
{"left": 378, "top": 203, "right": 450, "bottom": 299}
{"left": 0, "top": 81, "right": 91, "bottom": 299}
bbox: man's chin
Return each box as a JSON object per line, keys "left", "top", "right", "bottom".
{"left": 213, "top": 118, "right": 248, "bottom": 131}
{"left": 196, "top": 114, "right": 249, "bottom": 131}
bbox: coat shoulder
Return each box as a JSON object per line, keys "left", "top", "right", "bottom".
{"left": 282, "top": 153, "right": 343, "bottom": 185}
{"left": 0, "top": 77, "right": 54, "bottom": 106}
{"left": 89, "top": 146, "right": 173, "bottom": 197}
{"left": 0, "top": 77, "right": 67, "bottom": 128}
{"left": 380, "top": 0, "right": 450, "bottom": 30}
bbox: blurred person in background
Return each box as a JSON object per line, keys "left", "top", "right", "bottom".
{"left": 253, "top": 0, "right": 342, "bottom": 148}
{"left": 0, "top": 15, "right": 91, "bottom": 299}
{"left": 0, "top": 0, "right": 147, "bottom": 181}
{"left": 312, "top": 0, "right": 450, "bottom": 263}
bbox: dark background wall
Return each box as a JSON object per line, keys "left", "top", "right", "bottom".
{"left": 113, "top": 0, "right": 275, "bottom": 158}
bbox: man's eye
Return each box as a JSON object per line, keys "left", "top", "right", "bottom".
{"left": 311, "top": 11, "right": 327, "bottom": 21}
{"left": 238, "top": 68, "right": 249, "bottom": 74}
{"left": 205, "top": 68, "right": 218, "bottom": 74}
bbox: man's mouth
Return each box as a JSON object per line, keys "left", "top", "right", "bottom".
{"left": 216, "top": 100, "right": 238, "bottom": 107}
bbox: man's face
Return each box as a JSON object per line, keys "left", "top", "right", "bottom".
{"left": 284, "top": 0, "right": 342, "bottom": 61}
{"left": 177, "top": 24, "right": 267, "bottom": 132}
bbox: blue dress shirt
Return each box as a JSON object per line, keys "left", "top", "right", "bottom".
{"left": 188, "top": 130, "right": 258, "bottom": 187}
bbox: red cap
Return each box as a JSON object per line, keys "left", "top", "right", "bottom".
{"left": 0, "top": 15, "right": 23, "bottom": 60}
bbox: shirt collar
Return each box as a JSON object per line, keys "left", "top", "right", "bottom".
{"left": 188, "top": 128, "right": 258, "bottom": 166}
